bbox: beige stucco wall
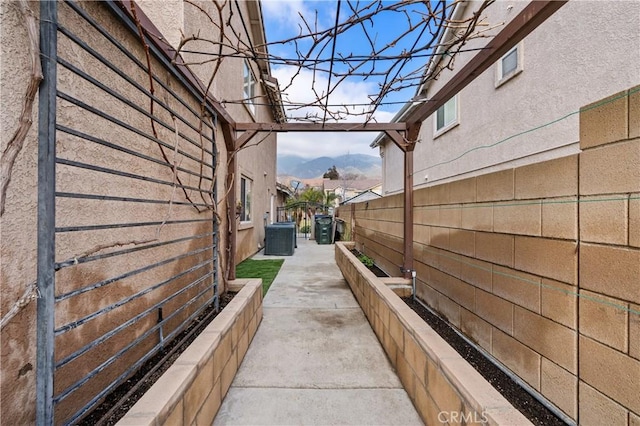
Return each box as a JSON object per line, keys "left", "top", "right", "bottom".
{"left": 1, "top": 2, "right": 41, "bottom": 425}
{"left": 382, "top": 0, "right": 640, "bottom": 194}
{"left": 138, "top": 0, "right": 184, "bottom": 49}
{"left": 142, "top": 0, "right": 278, "bottom": 263}
{"left": 1, "top": 0, "right": 277, "bottom": 423}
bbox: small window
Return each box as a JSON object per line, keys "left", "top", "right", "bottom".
{"left": 434, "top": 96, "right": 458, "bottom": 135}
{"left": 243, "top": 61, "right": 256, "bottom": 114}
{"left": 496, "top": 44, "right": 523, "bottom": 87}
{"left": 240, "top": 176, "right": 252, "bottom": 222}
{"left": 502, "top": 49, "right": 518, "bottom": 75}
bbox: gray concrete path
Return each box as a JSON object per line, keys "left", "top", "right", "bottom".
{"left": 213, "top": 238, "right": 423, "bottom": 425}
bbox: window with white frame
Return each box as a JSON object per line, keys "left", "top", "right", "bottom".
{"left": 434, "top": 95, "right": 458, "bottom": 135}
{"left": 496, "top": 43, "right": 523, "bottom": 87}
{"left": 240, "top": 176, "right": 252, "bottom": 222}
{"left": 243, "top": 61, "right": 256, "bottom": 114}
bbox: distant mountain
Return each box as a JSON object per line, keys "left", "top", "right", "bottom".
{"left": 278, "top": 154, "right": 381, "bottom": 179}
{"left": 277, "top": 155, "right": 307, "bottom": 175}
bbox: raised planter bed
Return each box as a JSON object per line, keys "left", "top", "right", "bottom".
{"left": 117, "top": 279, "right": 263, "bottom": 425}
{"left": 336, "top": 242, "right": 532, "bottom": 426}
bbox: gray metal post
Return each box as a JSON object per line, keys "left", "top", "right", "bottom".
{"left": 36, "top": 0, "right": 57, "bottom": 424}
{"left": 211, "top": 121, "right": 219, "bottom": 311}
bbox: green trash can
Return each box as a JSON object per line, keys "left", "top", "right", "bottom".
{"left": 315, "top": 215, "right": 333, "bottom": 244}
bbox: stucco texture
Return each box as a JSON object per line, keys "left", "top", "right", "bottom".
{"left": 1, "top": 1, "right": 240, "bottom": 423}
{"left": 174, "top": 0, "right": 279, "bottom": 264}
{"left": 2, "top": 0, "right": 280, "bottom": 422}
{"left": 1, "top": 2, "right": 41, "bottom": 425}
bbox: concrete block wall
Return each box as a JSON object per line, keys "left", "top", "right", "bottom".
{"left": 340, "top": 86, "right": 639, "bottom": 423}
{"left": 576, "top": 87, "right": 640, "bottom": 425}
{"left": 350, "top": 194, "right": 405, "bottom": 276}
{"left": 411, "top": 155, "right": 583, "bottom": 421}
{"left": 117, "top": 279, "right": 263, "bottom": 426}
{"left": 336, "top": 243, "right": 531, "bottom": 426}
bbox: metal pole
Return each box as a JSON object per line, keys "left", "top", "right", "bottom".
{"left": 402, "top": 148, "right": 414, "bottom": 279}
{"left": 212, "top": 123, "right": 219, "bottom": 311}
{"left": 36, "top": 0, "right": 57, "bottom": 424}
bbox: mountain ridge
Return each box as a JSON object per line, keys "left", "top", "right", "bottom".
{"left": 278, "top": 153, "right": 381, "bottom": 179}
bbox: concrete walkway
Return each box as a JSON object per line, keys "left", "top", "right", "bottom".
{"left": 214, "top": 238, "right": 423, "bottom": 425}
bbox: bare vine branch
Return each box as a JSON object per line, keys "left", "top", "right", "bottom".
{"left": 130, "top": 2, "right": 203, "bottom": 213}
{"left": 0, "top": 0, "right": 42, "bottom": 217}
{"left": 0, "top": 281, "right": 38, "bottom": 330}
{"left": 173, "top": 0, "right": 496, "bottom": 123}
{"left": 0, "top": 0, "right": 43, "bottom": 330}
{"left": 3, "top": 0, "right": 498, "bottom": 330}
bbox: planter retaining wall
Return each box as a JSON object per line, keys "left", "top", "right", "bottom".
{"left": 337, "top": 88, "right": 640, "bottom": 423}
{"left": 117, "top": 279, "right": 263, "bottom": 425}
{"left": 336, "top": 242, "right": 531, "bottom": 425}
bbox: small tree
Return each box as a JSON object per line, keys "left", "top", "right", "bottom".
{"left": 300, "top": 187, "right": 324, "bottom": 204}
{"left": 323, "top": 165, "right": 340, "bottom": 180}
{"left": 324, "top": 191, "right": 338, "bottom": 210}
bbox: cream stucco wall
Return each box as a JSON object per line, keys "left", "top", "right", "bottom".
{"left": 1, "top": 2, "right": 40, "bottom": 424}
{"left": 138, "top": 0, "right": 184, "bottom": 49}
{"left": 142, "top": 0, "right": 278, "bottom": 262}
{"left": 382, "top": 0, "right": 640, "bottom": 194}
{"left": 1, "top": 0, "right": 278, "bottom": 423}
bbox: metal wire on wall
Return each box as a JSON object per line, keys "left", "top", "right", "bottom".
{"left": 36, "top": 1, "right": 219, "bottom": 423}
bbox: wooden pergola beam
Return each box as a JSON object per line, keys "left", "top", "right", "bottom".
{"left": 235, "top": 122, "right": 407, "bottom": 132}
{"left": 116, "top": 0, "right": 566, "bottom": 289}
{"left": 384, "top": 130, "right": 410, "bottom": 151}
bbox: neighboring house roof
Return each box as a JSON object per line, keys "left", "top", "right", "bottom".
{"left": 277, "top": 177, "right": 325, "bottom": 190}
{"left": 276, "top": 181, "right": 293, "bottom": 197}
{"left": 323, "top": 180, "right": 342, "bottom": 190}
{"left": 278, "top": 177, "right": 382, "bottom": 193}
{"left": 247, "top": 1, "right": 286, "bottom": 123}
{"left": 340, "top": 189, "right": 383, "bottom": 205}
{"left": 300, "top": 177, "right": 327, "bottom": 189}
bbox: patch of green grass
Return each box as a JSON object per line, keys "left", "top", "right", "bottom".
{"left": 235, "top": 258, "right": 284, "bottom": 295}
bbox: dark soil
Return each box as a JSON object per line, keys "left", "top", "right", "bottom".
{"left": 350, "top": 248, "right": 389, "bottom": 277}
{"left": 403, "top": 297, "right": 568, "bottom": 426}
{"left": 79, "top": 292, "right": 236, "bottom": 426}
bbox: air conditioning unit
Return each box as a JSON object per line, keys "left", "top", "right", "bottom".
{"left": 265, "top": 222, "right": 296, "bottom": 255}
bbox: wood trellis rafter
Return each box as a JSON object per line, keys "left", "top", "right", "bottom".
{"left": 226, "top": 0, "right": 566, "bottom": 278}
{"left": 112, "top": 0, "right": 566, "bottom": 280}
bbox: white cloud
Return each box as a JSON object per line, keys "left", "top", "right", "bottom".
{"left": 262, "top": 1, "right": 403, "bottom": 159}
{"left": 262, "top": 0, "right": 340, "bottom": 60}
{"left": 261, "top": 0, "right": 313, "bottom": 28}
{"left": 277, "top": 130, "right": 390, "bottom": 158}
{"left": 273, "top": 66, "right": 399, "bottom": 158}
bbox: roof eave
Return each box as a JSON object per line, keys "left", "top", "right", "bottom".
{"left": 370, "top": 1, "right": 468, "bottom": 149}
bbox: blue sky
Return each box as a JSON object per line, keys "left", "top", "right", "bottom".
{"left": 261, "top": 0, "right": 442, "bottom": 158}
